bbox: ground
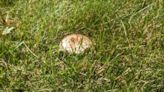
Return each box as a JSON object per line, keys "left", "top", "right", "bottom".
{"left": 0, "top": 0, "right": 164, "bottom": 92}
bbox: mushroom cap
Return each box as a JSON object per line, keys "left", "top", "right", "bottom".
{"left": 59, "top": 34, "right": 92, "bottom": 54}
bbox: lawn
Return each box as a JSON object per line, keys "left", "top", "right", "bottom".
{"left": 0, "top": 0, "right": 164, "bottom": 91}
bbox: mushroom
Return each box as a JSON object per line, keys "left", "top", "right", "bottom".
{"left": 59, "top": 34, "right": 92, "bottom": 54}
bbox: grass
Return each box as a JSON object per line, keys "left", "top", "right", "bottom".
{"left": 0, "top": 0, "right": 164, "bottom": 91}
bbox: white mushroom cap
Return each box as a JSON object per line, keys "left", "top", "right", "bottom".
{"left": 59, "top": 34, "right": 92, "bottom": 54}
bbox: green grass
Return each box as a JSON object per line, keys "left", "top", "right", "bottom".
{"left": 0, "top": 0, "right": 164, "bottom": 91}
